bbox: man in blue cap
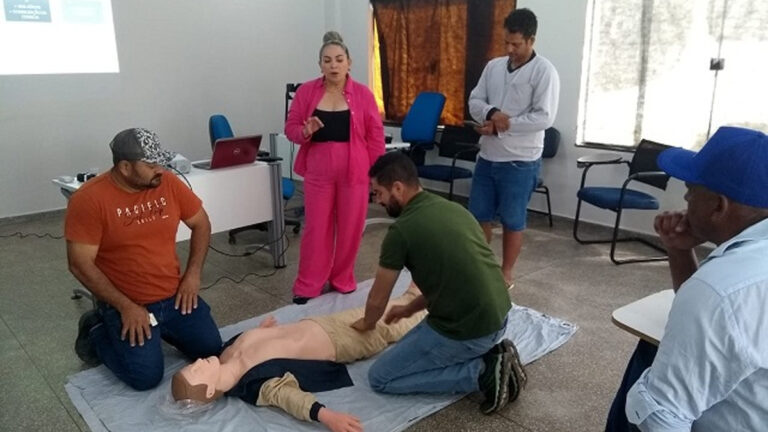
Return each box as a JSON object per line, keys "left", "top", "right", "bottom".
{"left": 604, "top": 126, "right": 768, "bottom": 431}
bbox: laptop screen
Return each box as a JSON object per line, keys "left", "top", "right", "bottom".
{"left": 198, "top": 135, "right": 262, "bottom": 170}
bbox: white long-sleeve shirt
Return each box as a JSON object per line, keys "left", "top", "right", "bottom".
{"left": 468, "top": 53, "right": 560, "bottom": 161}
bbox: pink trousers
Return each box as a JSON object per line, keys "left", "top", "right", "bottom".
{"left": 293, "top": 141, "right": 370, "bottom": 298}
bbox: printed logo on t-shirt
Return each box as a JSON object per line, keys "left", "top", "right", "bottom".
{"left": 116, "top": 197, "right": 169, "bottom": 226}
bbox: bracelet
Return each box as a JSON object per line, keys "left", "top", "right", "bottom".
{"left": 310, "top": 402, "right": 325, "bottom": 421}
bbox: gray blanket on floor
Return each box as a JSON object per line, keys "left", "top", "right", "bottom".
{"left": 65, "top": 272, "right": 577, "bottom": 432}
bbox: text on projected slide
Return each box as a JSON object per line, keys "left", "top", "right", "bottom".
{"left": 0, "top": 0, "right": 119, "bottom": 75}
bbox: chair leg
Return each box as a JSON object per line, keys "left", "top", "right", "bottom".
{"left": 608, "top": 207, "right": 668, "bottom": 265}
{"left": 574, "top": 199, "right": 668, "bottom": 264}
{"left": 228, "top": 224, "right": 268, "bottom": 244}
{"left": 543, "top": 186, "right": 553, "bottom": 227}
{"left": 572, "top": 197, "right": 593, "bottom": 244}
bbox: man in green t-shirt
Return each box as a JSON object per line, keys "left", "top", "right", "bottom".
{"left": 351, "top": 152, "right": 526, "bottom": 414}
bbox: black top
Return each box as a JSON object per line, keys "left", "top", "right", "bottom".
{"left": 311, "top": 109, "right": 351, "bottom": 142}
{"left": 222, "top": 332, "right": 353, "bottom": 404}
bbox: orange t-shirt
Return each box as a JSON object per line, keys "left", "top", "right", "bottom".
{"left": 65, "top": 171, "right": 202, "bottom": 305}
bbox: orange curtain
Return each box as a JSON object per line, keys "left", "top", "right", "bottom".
{"left": 372, "top": 0, "right": 515, "bottom": 125}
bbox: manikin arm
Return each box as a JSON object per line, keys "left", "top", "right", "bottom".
{"left": 257, "top": 373, "right": 362, "bottom": 432}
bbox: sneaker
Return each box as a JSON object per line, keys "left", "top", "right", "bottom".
{"left": 292, "top": 296, "right": 311, "bottom": 305}
{"left": 74, "top": 310, "right": 102, "bottom": 366}
{"left": 499, "top": 339, "right": 527, "bottom": 403}
{"left": 478, "top": 344, "right": 512, "bottom": 414}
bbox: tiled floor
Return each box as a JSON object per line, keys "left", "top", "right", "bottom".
{"left": 0, "top": 194, "right": 678, "bottom": 432}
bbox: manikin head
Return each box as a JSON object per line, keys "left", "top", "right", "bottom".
{"left": 171, "top": 356, "right": 224, "bottom": 404}
{"left": 369, "top": 152, "right": 422, "bottom": 218}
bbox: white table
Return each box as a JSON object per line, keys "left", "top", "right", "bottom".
{"left": 53, "top": 160, "right": 287, "bottom": 268}
{"left": 611, "top": 289, "right": 674, "bottom": 346}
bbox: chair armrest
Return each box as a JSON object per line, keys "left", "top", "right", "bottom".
{"left": 383, "top": 119, "right": 402, "bottom": 127}
{"left": 450, "top": 143, "right": 479, "bottom": 167}
{"left": 413, "top": 141, "right": 437, "bottom": 151}
{"left": 578, "top": 159, "right": 630, "bottom": 190}
{"left": 576, "top": 153, "right": 626, "bottom": 168}
{"left": 628, "top": 171, "right": 667, "bottom": 182}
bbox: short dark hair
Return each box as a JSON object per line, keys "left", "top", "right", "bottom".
{"left": 504, "top": 8, "right": 537, "bottom": 39}
{"left": 369, "top": 152, "right": 421, "bottom": 188}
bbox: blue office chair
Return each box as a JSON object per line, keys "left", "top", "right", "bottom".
{"left": 528, "top": 127, "right": 562, "bottom": 227}
{"left": 416, "top": 124, "right": 479, "bottom": 201}
{"left": 572, "top": 139, "right": 672, "bottom": 264}
{"left": 397, "top": 92, "right": 446, "bottom": 166}
{"left": 208, "top": 114, "right": 234, "bottom": 150}
{"left": 208, "top": 114, "right": 301, "bottom": 238}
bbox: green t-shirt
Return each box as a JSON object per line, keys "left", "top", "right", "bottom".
{"left": 379, "top": 191, "right": 511, "bottom": 340}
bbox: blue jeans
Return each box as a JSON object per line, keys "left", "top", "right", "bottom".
{"left": 90, "top": 296, "right": 222, "bottom": 390}
{"left": 605, "top": 339, "right": 657, "bottom": 432}
{"left": 469, "top": 157, "right": 541, "bottom": 231}
{"left": 368, "top": 319, "right": 506, "bottom": 394}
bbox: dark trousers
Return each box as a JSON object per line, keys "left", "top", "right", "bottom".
{"left": 90, "top": 296, "right": 222, "bottom": 390}
{"left": 605, "top": 339, "right": 658, "bottom": 432}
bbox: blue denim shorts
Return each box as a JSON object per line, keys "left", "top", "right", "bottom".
{"left": 469, "top": 157, "right": 541, "bottom": 231}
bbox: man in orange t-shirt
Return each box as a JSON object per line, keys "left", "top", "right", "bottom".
{"left": 66, "top": 128, "right": 222, "bottom": 391}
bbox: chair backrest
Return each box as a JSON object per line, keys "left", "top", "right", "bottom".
{"left": 437, "top": 124, "right": 480, "bottom": 161}
{"left": 629, "top": 139, "right": 673, "bottom": 189}
{"left": 401, "top": 92, "right": 446, "bottom": 144}
{"left": 209, "top": 114, "right": 234, "bottom": 150}
{"left": 542, "top": 127, "right": 561, "bottom": 159}
{"left": 285, "top": 82, "right": 302, "bottom": 121}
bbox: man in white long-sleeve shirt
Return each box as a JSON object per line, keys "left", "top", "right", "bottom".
{"left": 467, "top": 8, "right": 559, "bottom": 286}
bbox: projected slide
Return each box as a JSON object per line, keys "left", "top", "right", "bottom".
{"left": 0, "top": 0, "right": 118, "bottom": 75}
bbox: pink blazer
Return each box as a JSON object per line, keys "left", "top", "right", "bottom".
{"left": 285, "top": 76, "right": 385, "bottom": 182}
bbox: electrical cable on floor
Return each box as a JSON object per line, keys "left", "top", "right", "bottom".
{"left": 0, "top": 232, "right": 64, "bottom": 239}
{"left": 207, "top": 227, "right": 289, "bottom": 257}
{"left": 201, "top": 231, "right": 291, "bottom": 290}
{"left": 200, "top": 268, "right": 280, "bottom": 290}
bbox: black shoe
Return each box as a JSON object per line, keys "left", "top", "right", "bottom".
{"left": 75, "top": 310, "right": 102, "bottom": 366}
{"left": 478, "top": 343, "right": 511, "bottom": 414}
{"left": 292, "top": 296, "right": 311, "bottom": 305}
{"left": 499, "top": 339, "right": 527, "bottom": 403}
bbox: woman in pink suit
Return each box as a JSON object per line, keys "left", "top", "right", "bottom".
{"left": 285, "top": 31, "right": 385, "bottom": 304}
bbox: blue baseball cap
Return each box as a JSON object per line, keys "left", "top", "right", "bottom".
{"left": 657, "top": 126, "right": 768, "bottom": 208}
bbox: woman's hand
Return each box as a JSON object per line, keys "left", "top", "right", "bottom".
{"left": 303, "top": 116, "right": 325, "bottom": 138}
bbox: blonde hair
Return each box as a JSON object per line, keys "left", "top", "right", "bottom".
{"left": 319, "top": 30, "right": 350, "bottom": 61}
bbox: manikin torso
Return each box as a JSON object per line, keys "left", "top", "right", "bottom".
{"left": 219, "top": 320, "right": 337, "bottom": 387}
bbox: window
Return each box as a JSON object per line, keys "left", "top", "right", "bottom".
{"left": 578, "top": 0, "right": 768, "bottom": 149}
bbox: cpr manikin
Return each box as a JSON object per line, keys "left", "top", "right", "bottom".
{"left": 172, "top": 286, "right": 425, "bottom": 432}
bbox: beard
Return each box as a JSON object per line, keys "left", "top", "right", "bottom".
{"left": 136, "top": 173, "right": 162, "bottom": 189}
{"left": 384, "top": 197, "right": 403, "bottom": 218}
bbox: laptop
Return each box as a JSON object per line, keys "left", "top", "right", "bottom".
{"left": 192, "top": 135, "right": 262, "bottom": 170}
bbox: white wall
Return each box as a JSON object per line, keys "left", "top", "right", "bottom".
{"left": 419, "top": 0, "right": 687, "bottom": 235}
{"left": 0, "top": 0, "right": 371, "bottom": 219}
{"left": 1, "top": 0, "right": 687, "bottom": 234}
